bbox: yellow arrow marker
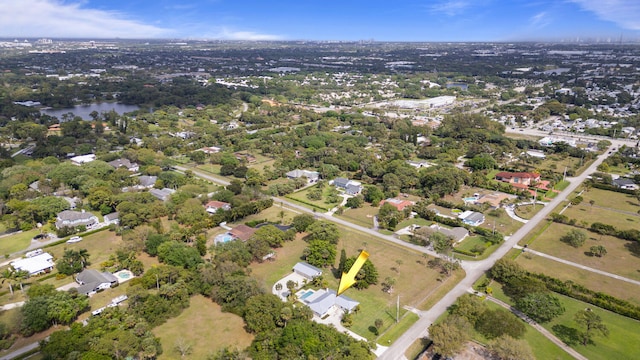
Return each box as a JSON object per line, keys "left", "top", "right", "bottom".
{"left": 338, "top": 250, "right": 369, "bottom": 295}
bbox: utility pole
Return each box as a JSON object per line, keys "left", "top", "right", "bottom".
{"left": 396, "top": 295, "right": 400, "bottom": 323}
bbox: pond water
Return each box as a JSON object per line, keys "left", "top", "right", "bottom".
{"left": 41, "top": 103, "right": 140, "bottom": 120}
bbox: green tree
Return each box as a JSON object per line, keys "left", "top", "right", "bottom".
{"left": 515, "top": 292, "right": 565, "bottom": 323}
{"left": 589, "top": 245, "right": 607, "bottom": 257}
{"left": 156, "top": 241, "right": 203, "bottom": 269}
{"left": 243, "top": 294, "right": 285, "bottom": 334}
{"left": 476, "top": 308, "right": 526, "bottom": 340}
{"left": 291, "top": 213, "right": 316, "bottom": 232}
{"left": 303, "top": 240, "right": 336, "bottom": 267}
{"left": 489, "top": 258, "right": 525, "bottom": 282}
{"left": 574, "top": 309, "right": 609, "bottom": 346}
{"left": 305, "top": 221, "right": 340, "bottom": 244}
{"left": 253, "top": 225, "right": 285, "bottom": 248}
{"left": 56, "top": 249, "right": 90, "bottom": 275}
{"left": 488, "top": 335, "right": 535, "bottom": 360}
{"left": 560, "top": 229, "right": 587, "bottom": 248}
{"left": 429, "top": 316, "right": 471, "bottom": 358}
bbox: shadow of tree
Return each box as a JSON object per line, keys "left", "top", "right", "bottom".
{"left": 368, "top": 326, "right": 379, "bottom": 335}
{"left": 552, "top": 324, "right": 581, "bottom": 346}
{"left": 625, "top": 242, "right": 640, "bottom": 258}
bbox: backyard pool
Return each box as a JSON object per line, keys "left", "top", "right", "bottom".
{"left": 297, "top": 289, "right": 315, "bottom": 301}
{"left": 113, "top": 270, "right": 134, "bottom": 283}
{"left": 215, "top": 233, "right": 234, "bottom": 244}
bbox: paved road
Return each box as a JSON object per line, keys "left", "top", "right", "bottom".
{"left": 514, "top": 245, "right": 640, "bottom": 287}
{"left": 178, "top": 145, "right": 614, "bottom": 360}
{"left": 378, "top": 144, "right": 614, "bottom": 360}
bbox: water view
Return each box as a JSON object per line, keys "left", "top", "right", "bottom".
{"left": 41, "top": 103, "right": 140, "bottom": 120}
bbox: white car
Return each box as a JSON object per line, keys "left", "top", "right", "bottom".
{"left": 66, "top": 236, "right": 83, "bottom": 243}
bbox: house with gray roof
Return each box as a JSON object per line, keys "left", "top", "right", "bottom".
{"left": 613, "top": 177, "right": 639, "bottom": 190}
{"left": 293, "top": 262, "right": 322, "bottom": 280}
{"left": 108, "top": 158, "right": 139, "bottom": 172}
{"left": 286, "top": 169, "right": 320, "bottom": 183}
{"left": 55, "top": 210, "right": 99, "bottom": 230}
{"left": 76, "top": 269, "right": 118, "bottom": 296}
{"left": 104, "top": 212, "right": 119, "bottom": 225}
{"left": 332, "top": 177, "right": 363, "bottom": 195}
{"left": 137, "top": 175, "right": 157, "bottom": 189}
{"left": 429, "top": 224, "right": 469, "bottom": 243}
{"left": 302, "top": 289, "right": 360, "bottom": 317}
{"left": 458, "top": 210, "right": 485, "bottom": 226}
{"left": 149, "top": 188, "right": 175, "bottom": 201}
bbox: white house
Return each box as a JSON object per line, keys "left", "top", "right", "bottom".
{"left": 70, "top": 154, "right": 96, "bottom": 165}
{"left": 293, "top": 262, "right": 322, "bottom": 281}
{"left": 55, "top": 210, "right": 99, "bottom": 229}
{"left": 458, "top": 211, "right": 485, "bottom": 226}
{"left": 286, "top": 169, "right": 320, "bottom": 183}
{"left": 76, "top": 269, "right": 119, "bottom": 296}
{"left": 11, "top": 253, "right": 54, "bottom": 276}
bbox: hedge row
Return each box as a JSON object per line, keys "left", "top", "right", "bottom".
{"left": 530, "top": 272, "right": 640, "bottom": 320}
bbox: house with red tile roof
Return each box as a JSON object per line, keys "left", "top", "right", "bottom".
{"left": 379, "top": 198, "right": 415, "bottom": 211}
{"left": 230, "top": 225, "right": 257, "bottom": 242}
{"left": 495, "top": 172, "right": 540, "bottom": 186}
{"left": 205, "top": 200, "right": 231, "bottom": 214}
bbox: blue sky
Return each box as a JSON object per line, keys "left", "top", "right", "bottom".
{"left": 1, "top": 0, "right": 639, "bottom": 41}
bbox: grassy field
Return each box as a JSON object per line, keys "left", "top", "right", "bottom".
{"left": 515, "top": 253, "right": 640, "bottom": 306}
{"left": 336, "top": 204, "right": 379, "bottom": 228}
{"left": 0, "top": 228, "right": 41, "bottom": 256}
{"left": 515, "top": 203, "right": 545, "bottom": 220}
{"left": 153, "top": 295, "right": 254, "bottom": 360}
{"left": 286, "top": 185, "right": 340, "bottom": 211}
{"left": 541, "top": 293, "right": 640, "bottom": 360}
{"left": 562, "top": 204, "right": 639, "bottom": 232}
{"left": 580, "top": 188, "right": 639, "bottom": 213}
{"left": 525, "top": 222, "right": 640, "bottom": 281}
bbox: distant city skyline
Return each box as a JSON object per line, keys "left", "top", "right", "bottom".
{"left": 1, "top": 0, "right": 640, "bottom": 42}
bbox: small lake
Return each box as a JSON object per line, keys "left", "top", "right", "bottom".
{"left": 41, "top": 103, "right": 140, "bottom": 120}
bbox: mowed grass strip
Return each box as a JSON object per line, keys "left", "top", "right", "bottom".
{"left": 336, "top": 204, "right": 379, "bottom": 228}
{"left": 516, "top": 254, "right": 640, "bottom": 306}
{"left": 541, "top": 293, "right": 640, "bottom": 360}
{"left": 0, "top": 228, "right": 41, "bottom": 256}
{"left": 562, "top": 204, "right": 639, "bottom": 232}
{"left": 154, "top": 295, "right": 253, "bottom": 360}
{"left": 525, "top": 222, "right": 640, "bottom": 281}
{"left": 580, "top": 188, "right": 640, "bottom": 214}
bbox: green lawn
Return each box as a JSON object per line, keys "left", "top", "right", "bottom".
{"left": 578, "top": 188, "right": 640, "bottom": 214}
{"left": 337, "top": 204, "right": 379, "bottom": 228}
{"left": 285, "top": 185, "right": 339, "bottom": 211}
{"left": 0, "top": 229, "right": 41, "bottom": 256}
{"left": 525, "top": 222, "right": 640, "bottom": 282}
{"left": 541, "top": 293, "right": 640, "bottom": 360}
{"left": 514, "top": 203, "right": 545, "bottom": 220}
{"left": 378, "top": 312, "right": 420, "bottom": 344}
{"left": 515, "top": 253, "right": 640, "bottom": 306}
{"left": 153, "top": 295, "right": 253, "bottom": 359}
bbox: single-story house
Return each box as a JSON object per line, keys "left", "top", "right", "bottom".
{"left": 286, "top": 169, "right": 320, "bottom": 183}
{"left": 137, "top": 175, "right": 157, "bottom": 189}
{"left": 293, "top": 262, "right": 322, "bottom": 280}
{"left": 379, "top": 198, "right": 415, "bottom": 211}
{"left": 205, "top": 200, "right": 231, "bottom": 214}
{"left": 108, "top": 158, "right": 139, "bottom": 172}
{"left": 55, "top": 210, "right": 99, "bottom": 230}
{"left": 429, "top": 224, "right": 469, "bottom": 243}
{"left": 198, "top": 146, "right": 222, "bottom": 154}
{"left": 70, "top": 154, "right": 96, "bottom": 166}
{"left": 332, "top": 177, "right": 363, "bottom": 195}
{"left": 476, "top": 193, "right": 514, "bottom": 208}
{"left": 11, "top": 253, "right": 54, "bottom": 276}
{"left": 495, "top": 172, "right": 540, "bottom": 186}
{"left": 76, "top": 269, "right": 118, "bottom": 295}
{"left": 406, "top": 160, "right": 433, "bottom": 168}
{"left": 104, "top": 212, "right": 119, "bottom": 225}
{"left": 458, "top": 210, "right": 485, "bottom": 226}
{"left": 149, "top": 188, "right": 175, "bottom": 201}
{"left": 302, "top": 289, "right": 359, "bottom": 318}
{"left": 613, "top": 177, "right": 639, "bottom": 190}
{"left": 229, "top": 224, "right": 257, "bottom": 242}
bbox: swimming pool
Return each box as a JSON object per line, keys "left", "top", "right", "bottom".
{"left": 463, "top": 197, "right": 478, "bottom": 202}
{"left": 298, "top": 290, "right": 315, "bottom": 300}
{"left": 113, "top": 270, "right": 134, "bottom": 283}
{"left": 215, "top": 233, "right": 234, "bottom": 244}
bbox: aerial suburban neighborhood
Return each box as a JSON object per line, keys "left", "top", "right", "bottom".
{"left": 0, "top": 14, "right": 640, "bottom": 360}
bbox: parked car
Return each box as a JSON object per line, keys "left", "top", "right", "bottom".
{"left": 66, "top": 236, "right": 82, "bottom": 243}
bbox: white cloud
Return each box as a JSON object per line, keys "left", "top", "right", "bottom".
{"left": 0, "top": 0, "right": 170, "bottom": 38}
{"left": 569, "top": 0, "right": 640, "bottom": 30}
{"left": 429, "top": 1, "right": 471, "bottom": 16}
{"left": 530, "top": 11, "right": 550, "bottom": 28}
